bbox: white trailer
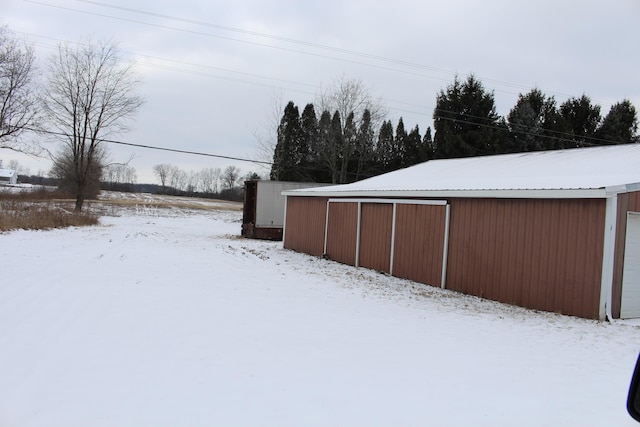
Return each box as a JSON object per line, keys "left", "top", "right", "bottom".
{"left": 242, "top": 180, "right": 325, "bottom": 240}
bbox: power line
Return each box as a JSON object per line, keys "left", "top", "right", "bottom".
{"left": 16, "top": 30, "right": 432, "bottom": 120}
{"left": 22, "top": 0, "right": 627, "bottom": 115}
{"left": 23, "top": 0, "right": 533, "bottom": 102}
{"left": 30, "top": 128, "right": 273, "bottom": 166}
{"left": 14, "top": 10, "right": 634, "bottom": 151}
{"left": 73, "top": 0, "right": 587, "bottom": 101}
{"left": 76, "top": 0, "right": 457, "bottom": 75}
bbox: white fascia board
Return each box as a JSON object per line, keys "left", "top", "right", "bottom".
{"left": 283, "top": 188, "right": 608, "bottom": 199}
{"left": 328, "top": 198, "right": 447, "bottom": 205}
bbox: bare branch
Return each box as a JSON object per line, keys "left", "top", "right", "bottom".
{"left": 42, "top": 37, "right": 144, "bottom": 211}
{"left": 0, "top": 26, "right": 40, "bottom": 154}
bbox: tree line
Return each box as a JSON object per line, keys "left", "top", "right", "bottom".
{"left": 151, "top": 164, "right": 259, "bottom": 198}
{"left": 5, "top": 157, "right": 259, "bottom": 201}
{"left": 271, "top": 75, "right": 638, "bottom": 184}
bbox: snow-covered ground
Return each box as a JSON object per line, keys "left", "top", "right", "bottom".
{"left": 1, "top": 202, "right": 640, "bottom": 426}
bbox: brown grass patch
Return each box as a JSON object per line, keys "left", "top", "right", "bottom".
{"left": 98, "top": 199, "right": 240, "bottom": 211}
{"left": 0, "top": 187, "right": 72, "bottom": 201}
{"left": 0, "top": 188, "right": 241, "bottom": 231}
{"left": 0, "top": 199, "right": 99, "bottom": 232}
{"left": 93, "top": 194, "right": 243, "bottom": 212}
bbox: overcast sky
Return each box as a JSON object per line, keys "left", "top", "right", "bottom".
{"left": 3, "top": 0, "right": 640, "bottom": 183}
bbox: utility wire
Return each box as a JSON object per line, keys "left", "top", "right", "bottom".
{"left": 24, "top": 0, "right": 528, "bottom": 103}
{"left": 24, "top": 0, "right": 623, "bottom": 113}
{"left": 73, "top": 0, "right": 583, "bottom": 99}
{"left": 30, "top": 128, "right": 273, "bottom": 165}
{"left": 17, "top": 29, "right": 432, "bottom": 119}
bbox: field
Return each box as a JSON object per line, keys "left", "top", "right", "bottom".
{"left": 1, "top": 193, "right": 640, "bottom": 426}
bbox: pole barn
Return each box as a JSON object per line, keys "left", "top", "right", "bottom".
{"left": 282, "top": 145, "right": 640, "bottom": 320}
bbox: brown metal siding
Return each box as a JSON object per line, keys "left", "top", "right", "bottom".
{"left": 612, "top": 191, "right": 640, "bottom": 318}
{"left": 359, "top": 203, "right": 393, "bottom": 273}
{"left": 283, "top": 196, "right": 328, "bottom": 256}
{"left": 446, "top": 198, "right": 605, "bottom": 319}
{"left": 325, "top": 202, "right": 359, "bottom": 265}
{"left": 393, "top": 204, "right": 447, "bottom": 287}
{"left": 631, "top": 192, "right": 640, "bottom": 210}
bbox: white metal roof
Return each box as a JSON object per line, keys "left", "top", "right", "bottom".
{"left": 0, "top": 169, "right": 16, "bottom": 178}
{"left": 284, "top": 144, "right": 640, "bottom": 199}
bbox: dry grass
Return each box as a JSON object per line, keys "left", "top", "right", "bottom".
{"left": 0, "top": 190, "right": 100, "bottom": 232}
{"left": 0, "top": 188, "right": 242, "bottom": 231}
{"left": 0, "top": 202, "right": 100, "bottom": 232}
{"left": 97, "top": 198, "right": 242, "bottom": 211}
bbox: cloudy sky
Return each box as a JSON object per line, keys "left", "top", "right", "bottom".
{"left": 3, "top": 0, "right": 640, "bottom": 183}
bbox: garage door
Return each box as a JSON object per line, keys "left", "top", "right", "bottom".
{"left": 392, "top": 203, "right": 449, "bottom": 288}
{"left": 621, "top": 213, "right": 640, "bottom": 319}
{"left": 323, "top": 198, "right": 450, "bottom": 288}
{"left": 324, "top": 201, "right": 358, "bottom": 266}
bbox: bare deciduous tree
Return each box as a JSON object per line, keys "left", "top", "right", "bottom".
{"left": 103, "top": 163, "right": 137, "bottom": 191}
{"left": 153, "top": 163, "right": 172, "bottom": 193}
{"left": 50, "top": 142, "right": 106, "bottom": 200}
{"left": 316, "top": 76, "right": 386, "bottom": 132}
{"left": 42, "top": 38, "right": 143, "bottom": 211}
{"left": 199, "top": 167, "right": 221, "bottom": 194}
{"left": 253, "top": 90, "right": 284, "bottom": 166}
{"left": 315, "top": 76, "right": 387, "bottom": 184}
{"left": 0, "top": 26, "right": 39, "bottom": 153}
{"left": 222, "top": 165, "right": 240, "bottom": 190}
{"left": 169, "top": 165, "right": 186, "bottom": 192}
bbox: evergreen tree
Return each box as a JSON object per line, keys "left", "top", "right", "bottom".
{"left": 433, "top": 75, "right": 502, "bottom": 158}
{"left": 375, "top": 120, "right": 394, "bottom": 174}
{"left": 354, "top": 109, "right": 375, "bottom": 181}
{"left": 313, "top": 110, "right": 333, "bottom": 183}
{"left": 338, "top": 112, "right": 356, "bottom": 183}
{"left": 329, "top": 111, "right": 343, "bottom": 184}
{"left": 270, "top": 101, "right": 302, "bottom": 181}
{"left": 595, "top": 100, "right": 639, "bottom": 144}
{"left": 299, "top": 103, "right": 319, "bottom": 181}
{"left": 507, "top": 89, "right": 565, "bottom": 151}
{"left": 391, "top": 118, "right": 406, "bottom": 170}
{"left": 401, "top": 125, "right": 425, "bottom": 167}
{"left": 558, "top": 95, "right": 601, "bottom": 148}
{"left": 422, "top": 127, "right": 434, "bottom": 160}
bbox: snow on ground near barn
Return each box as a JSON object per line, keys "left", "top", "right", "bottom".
{"left": 1, "top": 200, "right": 640, "bottom": 426}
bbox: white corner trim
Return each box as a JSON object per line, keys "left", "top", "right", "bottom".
{"left": 599, "top": 195, "right": 617, "bottom": 320}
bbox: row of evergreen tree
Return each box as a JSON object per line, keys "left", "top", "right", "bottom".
{"left": 271, "top": 75, "right": 639, "bottom": 184}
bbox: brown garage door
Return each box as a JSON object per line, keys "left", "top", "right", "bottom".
{"left": 359, "top": 203, "right": 394, "bottom": 273}
{"left": 324, "top": 201, "right": 359, "bottom": 266}
{"left": 392, "top": 203, "right": 448, "bottom": 287}
{"left": 324, "top": 199, "right": 449, "bottom": 288}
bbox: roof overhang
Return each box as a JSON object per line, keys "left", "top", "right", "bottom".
{"left": 283, "top": 188, "right": 611, "bottom": 199}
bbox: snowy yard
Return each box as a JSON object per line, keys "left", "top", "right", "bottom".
{"left": 1, "top": 202, "right": 640, "bottom": 426}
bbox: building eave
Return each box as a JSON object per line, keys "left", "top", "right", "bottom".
{"left": 283, "top": 188, "right": 610, "bottom": 199}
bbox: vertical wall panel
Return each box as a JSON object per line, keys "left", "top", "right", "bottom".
{"left": 325, "top": 202, "right": 359, "bottom": 266}
{"left": 359, "top": 203, "right": 393, "bottom": 273}
{"left": 446, "top": 198, "right": 605, "bottom": 319}
{"left": 630, "top": 192, "right": 640, "bottom": 211}
{"left": 283, "top": 197, "right": 328, "bottom": 257}
{"left": 393, "top": 204, "right": 447, "bottom": 287}
{"left": 612, "top": 191, "right": 640, "bottom": 318}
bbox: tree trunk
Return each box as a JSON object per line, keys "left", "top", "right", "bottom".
{"left": 75, "top": 186, "right": 85, "bottom": 212}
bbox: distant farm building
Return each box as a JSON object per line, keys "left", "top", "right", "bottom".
{"left": 282, "top": 144, "right": 640, "bottom": 320}
{"left": 0, "top": 169, "right": 18, "bottom": 185}
{"left": 242, "top": 180, "right": 325, "bottom": 240}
